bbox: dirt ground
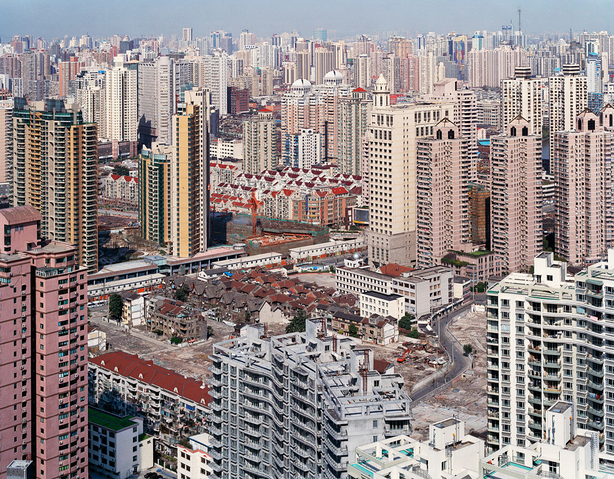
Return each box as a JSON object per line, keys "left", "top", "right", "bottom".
{"left": 411, "top": 309, "right": 488, "bottom": 440}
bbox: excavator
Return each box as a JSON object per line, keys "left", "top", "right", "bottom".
{"left": 397, "top": 347, "right": 411, "bottom": 363}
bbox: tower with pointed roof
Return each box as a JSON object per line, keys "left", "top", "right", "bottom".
{"left": 490, "top": 115, "right": 543, "bottom": 273}
{"left": 364, "top": 75, "right": 455, "bottom": 267}
{"left": 553, "top": 108, "right": 614, "bottom": 264}
{"left": 416, "top": 118, "right": 472, "bottom": 267}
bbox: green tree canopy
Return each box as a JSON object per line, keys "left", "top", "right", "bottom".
{"left": 108, "top": 294, "right": 123, "bottom": 320}
{"left": 286, "top": 309, "right": 307, "bottom": 333}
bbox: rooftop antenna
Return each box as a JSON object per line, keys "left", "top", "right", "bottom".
{"left": 518, "top": 7, "right": 521, "bottom": 33}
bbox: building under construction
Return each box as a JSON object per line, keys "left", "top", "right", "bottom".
{"left": 212, "top": 212, "right": 329, "bottom": 257}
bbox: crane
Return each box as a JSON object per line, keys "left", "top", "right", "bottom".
{"left": 247, "top": 190, "right": 262, "bottom": 237}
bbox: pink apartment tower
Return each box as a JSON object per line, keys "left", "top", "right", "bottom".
{"left": 553, "top": 108, "right": 614, "bottom": 265}
{"left": 0, "top": 206, "right": 88, "bottom": 479}
{"left": 490, "top": 116, "right": 543, "bottom": 273}
{"left": 416, "top": 118, "right": 472, "bottom": 268}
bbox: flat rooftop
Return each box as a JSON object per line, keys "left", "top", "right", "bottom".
{"left": 89, "top": 408, "right": 135, "bottom": 432}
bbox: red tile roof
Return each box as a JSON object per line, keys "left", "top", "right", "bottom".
{"left": 90, "top": 351, "right": 210, "bottom": 404}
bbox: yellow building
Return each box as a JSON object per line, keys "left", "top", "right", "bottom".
{"left": 171, "top": 89, "right": 210, "bottom": 258}
{"left": 13, "top": 99, "right": 98, "bottom": 272}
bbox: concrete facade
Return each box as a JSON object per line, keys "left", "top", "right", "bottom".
{"left": 208, "top": 321, "right": 412, "bottom": 479}
{"left": 490, "top": 117, "right": 542, "bottom": 273}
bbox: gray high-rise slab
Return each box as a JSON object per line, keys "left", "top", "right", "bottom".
{"left": 208, "top": 320, "right": 412, "bottom": 479}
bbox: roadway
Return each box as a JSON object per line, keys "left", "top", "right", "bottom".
{"left": 410, "top": 303, "right": 473, "bottom": 403}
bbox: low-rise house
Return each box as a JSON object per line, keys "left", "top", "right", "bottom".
{"left": 89, "top": 351, "right": 210, "bottom": 453}
{"left": 442, "top": 246, "right": 502, "bottom": 284}
{"left": 88, "top": 408, "right": 154, "bottom": 479}
{"left": 176, "top": 434, "right": 214, "bottom": 479}
{"left": 119, "top": 291, "right": 145, "bottom": 326}
{"left": 147, "top": 297, "right": 204, "bottom": 341}
{"left": 359, "top": 291, "right": 404, "bottom": 320}
{"left": 348, "top": 418, "right": 484, "bottom": 479}
{"left": 88, "top": 328, "right": 107, "bottom": 356}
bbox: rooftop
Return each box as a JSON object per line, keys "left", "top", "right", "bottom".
{"left": 89, "top": 408, "right": 136, "bottom": 432}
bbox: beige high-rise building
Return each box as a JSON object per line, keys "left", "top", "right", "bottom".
{"left": 0, "top": 99, "right": 12, "bottom": 186}
{"left": 243, "top": 109, "right": 277, "bottom": 174}
{"left": 337, "top": 88, "right": 370, "bottom": 175}
{"left": 490, "top": 116, "right": 542, "bottom": 273}
{"left": 12, "top": 100, "right": 98, "bottom": 272}
{"left": 416, "top": 119, "right": 471, "bottom": 268}
{"left": 553, "top": 108, "right": 614, "bottom": 265}
{"left": 314, "top": 47, "right": 334, "bottom": 85}
{"left": 296, "top": 51, "right": 310, "bottom": 81}
{"left": 501, "top": 66, "right": 544, "bottom": 135}
{"left": 354, "top": 54, "right": 370, "bottom": 89}
{"left": 549, "top": 64, "right": 588, "bottom": 141}
{"left": 171, "top": 89, "right": 210, "bottom": 257}
{"left": 104, "top": 59, "right": 138, "bottom": 142}
{"left": 388, "top": 36, "right": 412, "bottom": 58}
{"left": 365, "top": 75, "right": 454, "bottom": 267}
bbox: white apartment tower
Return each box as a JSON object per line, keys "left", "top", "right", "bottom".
{"left": 549, "top": 64, "right": 588, "bottom": 141}
{"left": 204, "top": 50, "right": 228, "bottom": 115}
{"left": 104, "top": 59, "right": 138, "bottom": 142}
{"left": 365, "top": 75, "right": 454, "bottom": 267}
{"left": 416, "top": 119, "right": 471, "bottom": 268}
{"left": 208, "top": 321, "right": 412, "bottom": 479}
{"left": 487, "top": 251, "right": 614, "bottom": 460}
{"left": 336, "top": 88, "right": 370, "bottom": 175}
{"left": 552, "top": 108, "right": 614, "bottom": 265}
{"left": 138, "top": 56, "right": 174, "bottom": 146}
{"left": 501, "top": 66, "right": 544, "bottom": 136}
{"left": 490, "top": 117, "right": 543, "bottom": 273}
{"left": 242, "top": 109, "right": 277, "bottom": 174}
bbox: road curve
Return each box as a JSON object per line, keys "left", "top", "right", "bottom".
{"left": 410, "top": 304, "right": 472, "bottom": 403}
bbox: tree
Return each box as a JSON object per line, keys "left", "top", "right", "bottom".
{"left": 408, "top": 327, "right": 420, "bottom": 339}
{"left": 398, "top": 312, "right": 414, "bottom": 331}
{"left": 463, "top": 344, "right": 473, "bottom": 355}
{"left": 174, "top": 285, "right": 188, "bottom": 302}
{"left": 286, "top": 310, "right": 307, "bottom": 333}
{"left": 207, "top": 326, "right": 214, "bottom": 338}
{"left": 170, "top": 337, "right": 183, "bottom": 345}
{"left": 108, "top": 294, "right": 123, "bottom": 321}
{"left": 112, "top": 165, "right": 130, "bottom": 176}
{"left": 348, "top": 324, "right": 359, "bottom": 338}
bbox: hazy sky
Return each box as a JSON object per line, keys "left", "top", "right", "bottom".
{"left": 1, "top": 0, "right": 613, "bottom": 40}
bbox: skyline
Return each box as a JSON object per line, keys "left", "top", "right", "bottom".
{"left": 2, "top": 0, "right": 614, "bottom": 41}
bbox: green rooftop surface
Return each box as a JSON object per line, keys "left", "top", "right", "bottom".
{"left": 89, "top": 408, "right": 135, "bottom": 432}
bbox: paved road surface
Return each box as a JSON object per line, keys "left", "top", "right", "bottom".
{"left": 410, "top": 304, "right": 472, "bottom": 403}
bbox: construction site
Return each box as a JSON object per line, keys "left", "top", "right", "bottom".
{"left": 411, "top": 308, "right": 488, "bottom": 441}
{"left": 212, "top": 212, "right": 329, "bottom": 256}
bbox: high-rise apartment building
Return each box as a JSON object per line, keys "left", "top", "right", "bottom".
{"left": 208, "top": 322, "right": 412, "bottom": 479}
{"left": 501, "top": 66, "right": 544, "bottom": 136}
{"left": 336, "top": 88, "right": 370, "bottom": 175}
{"left": 365, "top": 75, "right": 454, "bottom": 267}
{"left": 490, "top": 117, "right": 542, "bottom": 273}
{"left": 203, "top": 50, "right": 228, "bottom": 116}
{"left": 0, "top": 205, "right": 89, "bottom": 479}
{"left": 486, "top": 251, "right": 614, "bottom": 460}
{"left": 0, "top": 98, "right": 12, "bottom": 187}
{"left": 171, "top": 89, "right": 210, "bottom": 257}
{"left": 138, "top": 143, "right": 171, "bottom": 246}
{"left": 58, "top": 56, "right": 84, "bottom": 99}
{"left": 552, "top": 109, "right": 614, "bottom": 265}
{"left": 138, "top": 56, "right": 174, "bottom": 146}
{"left": 242, "top": 109, "right": 277, "bottom": 174}
{"left": 182, "top": 27, "right": 193, "bottom": 42}
{"left": 549, "top": 64, "right": 588, "bottom": 140}
{"left": 416, "top": 119, "right": 471, "bottom": 268}
{"left": 12, "top": 99, "right": 98, "bottom": 273}
{"left": 104, "top": 59, "right": 138, "bottom": 142}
